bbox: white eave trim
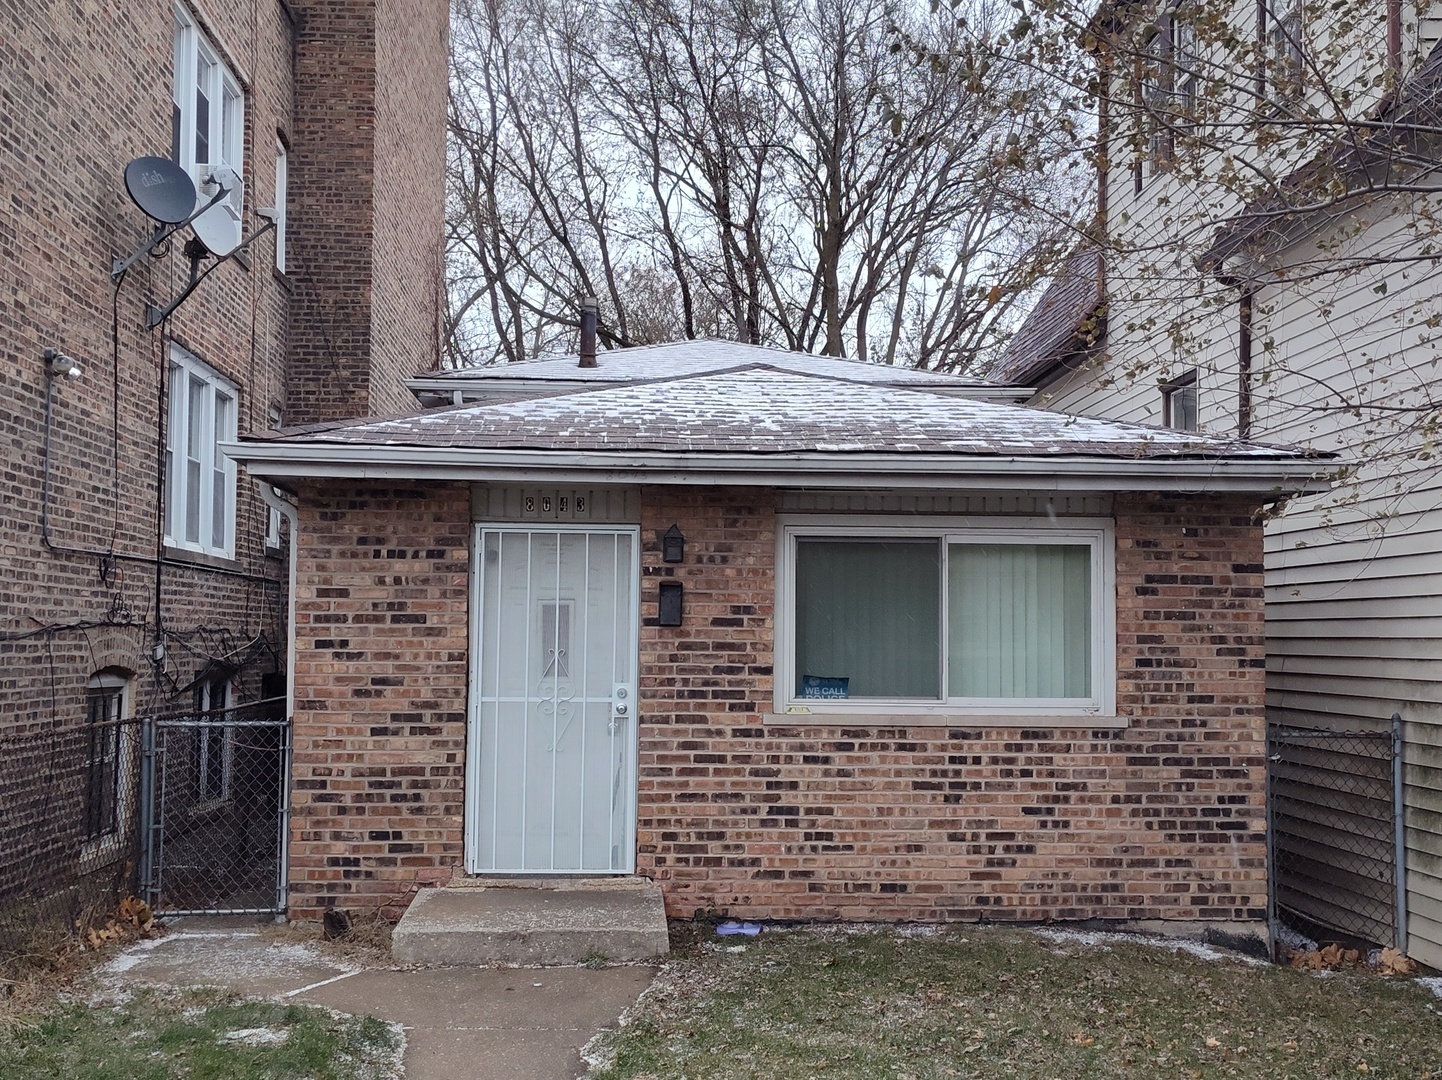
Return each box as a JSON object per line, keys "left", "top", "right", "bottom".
{"left": 223, "top": 442, "right": 1332, "bottom": 495}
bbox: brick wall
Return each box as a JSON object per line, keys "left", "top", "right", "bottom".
{"left": 287, "top": 481, "right": 1267, "bottom": 927}
{"left": 637, "top": 488, "right": 1269, "bottom": 923}
{"left": 0, "top": 0, "right": 446, "bottom": 922}
{"left": 287, "top": 482, "right": 470, "bottom": 919}
{"left": 0, "top": 0, "right": 295, "bottom": 909}
{"left": 287, "top": 0, "right": 448, "bottom": 425}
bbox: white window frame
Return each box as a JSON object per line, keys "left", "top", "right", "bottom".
{"left": 172, "top": 5, "right": 245, "bottom": 222}
{"left": 1162, "top": 369, "right": 1200, "bottom": 431}
{"left": 264, "top": 408, "right": 284, "bottom": 548}
{"left": 165, "top": 344, "right": 239, "bottom": 558}
{"left": 196, "top": 676, "right": 234, "bottom": 805}
{"left": 82, "top": 671, "right": 136, "bottom": 866}
{"left": 774, "top": 516, "right": 1117, "bottom": 719}
{"left": 273, "top": 138, "right": 287, "bottom": 272}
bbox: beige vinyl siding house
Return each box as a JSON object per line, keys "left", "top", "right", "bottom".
{"left": 994, "top": 4, "right": 1442, "bottom": 965}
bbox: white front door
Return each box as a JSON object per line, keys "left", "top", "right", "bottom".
{"left": 467, "top": 526, "right": 639, "bottom": 874}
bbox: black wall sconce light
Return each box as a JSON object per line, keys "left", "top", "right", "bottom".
{"left": 661, "top": 524, "right": 685, "bottom": 564}
{"left": 658, "top": 580, "right": 684, "bottom": 626}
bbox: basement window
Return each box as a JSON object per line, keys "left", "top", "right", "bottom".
{"left": 777, "top": 519, "right": 1115, "bottom": 717}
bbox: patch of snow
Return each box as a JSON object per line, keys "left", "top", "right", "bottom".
{"left": 1417, "top": 977, "right": 1442, "bottom": 998}
{"left": 222, "top": 1026, "right": 289, "bottom": 1047}
{"left": 1029, "top": 926, "right": 1267, "bottom": 967}
{"left": 1275, "top": 925, "right": 1318, "bottom": 954}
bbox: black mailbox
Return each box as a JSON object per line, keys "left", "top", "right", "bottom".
{"left": 658, "top": 580, "right": 684, "bottom": 626}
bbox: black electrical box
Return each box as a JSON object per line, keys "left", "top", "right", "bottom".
{"left": 658, "top": 580, "right": 684, "bottom": 626}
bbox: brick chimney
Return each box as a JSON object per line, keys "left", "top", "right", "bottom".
{"left": 284, "top": 0, "right": 449, "bottom": 425}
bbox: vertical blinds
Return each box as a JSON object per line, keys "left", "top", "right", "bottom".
{"left": 948, "top": 543, "right": 1092, "bottom": 698}
{"left": 794, "top": 540, "right": 941, "bottom": 698}
{"left": 794, "top": 537, "right": 1094, "bottom": 701}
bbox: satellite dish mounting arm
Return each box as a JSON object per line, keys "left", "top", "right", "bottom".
{"left": 111, "top": 184, "right": 230, "bottom": 282}
{"left": 144, "top": 212, "right": 277, "bottom": 330}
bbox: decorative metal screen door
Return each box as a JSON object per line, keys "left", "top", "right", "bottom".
{"left": 468, "top": 527, "right": 639, "bottom": 873}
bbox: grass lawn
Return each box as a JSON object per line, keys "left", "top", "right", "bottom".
{"left": 589, "top": 925, "right": 1442, "bottom": 1079}
{"left": 0, "top": 987, "right": 400, "bottom": 1080}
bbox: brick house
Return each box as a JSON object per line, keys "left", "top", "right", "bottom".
{"left": 228, "top": 339, "right": 1327, "bottom": 935}
{"left": 0, "top": 0, "right": 446, "bottom": 929}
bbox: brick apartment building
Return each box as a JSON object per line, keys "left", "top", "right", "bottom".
{"left": 0, "top": 0, "right": 446, "bottom": 930}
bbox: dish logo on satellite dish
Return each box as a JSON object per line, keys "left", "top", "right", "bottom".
{"left": 194, "top": 164, "right": 244, "bottom": 256}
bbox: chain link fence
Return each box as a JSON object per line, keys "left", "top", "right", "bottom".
{"left": 142, "top": 699, "right": 289, "bottom": 916}
{"left": 1, "top": 696, "right": 290, "bottom": 979}
{"left": 0, "top": 714, "right": 145, "bottom": 976}
{"left": 1267, "top": 717, "right": 1404, "bottom": 950}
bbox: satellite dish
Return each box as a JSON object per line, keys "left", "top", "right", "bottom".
{"left": 123, "top": 156, "right": 197, "bottom": 225}
{"left": 191, "top": 164, "right": 243, "bottom": 257}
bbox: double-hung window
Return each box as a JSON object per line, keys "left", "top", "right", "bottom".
{"left": 1261, "top": 0, "right": 1304, "bottom": 101}
{"left": 778, "top": 520, "right": 1115, "bottom": 717}
{"left": 172, "top": 6, "right": 245, "bottom": 223}
{"left": 165, "top": 345, "right": 238, "bottom": 558}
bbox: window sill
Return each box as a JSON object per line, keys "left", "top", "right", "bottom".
{"left": 764, "top": 711, "right": 1127, "bottom": 730}
{"left": 163, "top": 544, "right": 239, "bottom": 572}
{"left": 272, "top": 267, "right": 294, "bottom": 293}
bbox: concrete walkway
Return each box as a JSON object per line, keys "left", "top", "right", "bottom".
{"left": 96, "top": 919, "right": 656, "bottom": 1079}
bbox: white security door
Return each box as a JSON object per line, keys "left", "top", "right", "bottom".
{"left": 468, "top": 527, "right": 639, "bottom": 873}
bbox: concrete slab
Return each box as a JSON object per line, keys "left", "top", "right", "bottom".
{"left": 96, "top": 929, "right": 356, "bottom": 998}
{"left": 98, "top": 927, "right": 657, "bottom": 1080}
{"left": 299, "top": 966, "right": 657, "bottom": 1079}
{"left": 393, "top": 883, "right": 670, "bottom": 966}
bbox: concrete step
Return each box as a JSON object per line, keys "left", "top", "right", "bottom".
{"left": 391, "top": 880, "right": 670, "bottom": 967}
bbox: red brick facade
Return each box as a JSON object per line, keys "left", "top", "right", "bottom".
{"left": 0, "top": 1, "right": 446, "bottom": 916}
{"left": 287, "top": 482, "right": 471, "bottom": 919}
{"left": 286, "top": 483, "right": 1268, "bottom": 925}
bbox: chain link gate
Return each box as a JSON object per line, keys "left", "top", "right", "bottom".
{"left": 139, "top": 699, "right": 290, "bottom": 916}
{"left": 1267, "top": 714, "right": 1406, "bottom": 951}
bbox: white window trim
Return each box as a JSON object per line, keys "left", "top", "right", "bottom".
{"left": 773, "top": 515, "right": 1117, "bottom": 720}
{"left": 165, "top": 343, "right": 239, "bottom": 558}
{"left": 264, "top": 409, "right": 284, "bottom": 548}
{"left": 196, "top": 677, "right": 235, "bottom": 806}
{"left": 274, "top": 138, "right": 287, "bottom": 272}
{"left": 173, "top": 4, "right": 245, "bottom": 220}
{"left": 81, "top": 672, "right": 136, "bottom": 867}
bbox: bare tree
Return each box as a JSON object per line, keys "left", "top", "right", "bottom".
{"left": 446, "top": 0, "right": 1085, "bottom": 368}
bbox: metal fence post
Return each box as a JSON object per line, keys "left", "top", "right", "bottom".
{"left": 1265, "top": 724, "right": 1277, "bottom": 956}
{"left": 137, "top": 714, "right": 158, "bottom": 907}
{"left": 275, "top": 718, "right": 292, "bottom": 917}
{"left": 1393, "top": 711, "right": 1408, "bottom": 954}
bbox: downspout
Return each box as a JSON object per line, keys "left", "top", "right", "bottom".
{"left": 1387, "top": 0, "right": 1402, "bottom": 73}
{"left": 258, "top": 481, "right": 298, "bottom": 917}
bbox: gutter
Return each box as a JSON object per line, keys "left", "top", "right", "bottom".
{"left": 223, "top": 443, "right": 1333, "bottom": 496}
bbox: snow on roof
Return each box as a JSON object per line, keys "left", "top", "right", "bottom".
{"left": 415, "top": 339, "right": 1001, "bottom": 388}
{"left": 269, "top": 365, "right": 1312, "bottom": 460}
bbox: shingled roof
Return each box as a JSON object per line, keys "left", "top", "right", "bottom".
{"left": 990, "top": 249, "right": 1105, "bottom": 387}
{"left": 1201, "top": 41, "right": 1442, "bottom": 273}
{"left": 407, "top": 339, "right": 1029, "bottom": 405}
{"left": 232, "top": 364, "right": 1328, "bottom": 494}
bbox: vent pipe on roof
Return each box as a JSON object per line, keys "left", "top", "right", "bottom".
{"left": 579, "top": 297, "right": 598, "bottom": 368}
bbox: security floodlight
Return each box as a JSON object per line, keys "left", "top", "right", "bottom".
{"left": 45, "top": 348, "right": 82, "bottom": 381}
